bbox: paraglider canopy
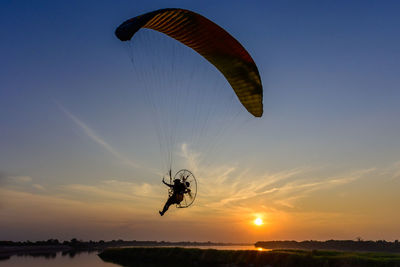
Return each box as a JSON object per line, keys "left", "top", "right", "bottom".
{"left": 115, "top": 8, "right": 263, "bottom": 117}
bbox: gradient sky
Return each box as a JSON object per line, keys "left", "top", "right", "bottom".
{"left": 1, "top": 0, "right": 400, "bottom": 243}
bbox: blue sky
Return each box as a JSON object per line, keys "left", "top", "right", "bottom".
{"left": 1, "top": 0, "right": 400, "bottom": 242}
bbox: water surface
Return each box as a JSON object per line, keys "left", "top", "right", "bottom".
{"left": 1, "top": 245, "right": 267, "bottom": 266}
{"left": 0, "top": 251, "right": 117, "bottom": 267}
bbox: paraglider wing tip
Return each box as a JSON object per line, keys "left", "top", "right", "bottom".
{"left": 114, "top": 11, "right": 155, "bottom": 41}
{"left": 115, "top": 8, "right": 181, "bottom": 42}
{"left": 256, "top": 108, "right": 264, "bottom": 117}
{"left": 115, "top": 21, "right": 138, "bottom": 41}
{"left": 248, "top": 99, "right": 263, "bottom": 117}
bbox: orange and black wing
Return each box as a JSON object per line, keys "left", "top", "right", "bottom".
{"left": 115, "top": 8, "right": 263, "bottom": 117}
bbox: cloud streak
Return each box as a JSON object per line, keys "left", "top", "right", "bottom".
{"left": 58, "top": 104, "right": 142, "bottom": 169}
{"left": 178, "top": 144, "right": 377, "bottom": 215}
{"left": 1, "top": 160, "right": 399, "bottom": 241}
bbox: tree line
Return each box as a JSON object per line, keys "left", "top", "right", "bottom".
{"left": 255, "top": 240, "right": 400, "bottom": 252}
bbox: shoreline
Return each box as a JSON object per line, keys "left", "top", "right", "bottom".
{"left": 0, "top": 243, "right": 254, "bottom": 259}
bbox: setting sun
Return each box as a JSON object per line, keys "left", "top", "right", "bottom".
{"left": 254, "top": 218, "right": 263, "bottom": 226}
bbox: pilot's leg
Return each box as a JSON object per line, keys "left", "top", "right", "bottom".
{"left": 159, "top": 196, "right": 175, "bottom": 216}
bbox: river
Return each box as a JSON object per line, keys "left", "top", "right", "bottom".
{"left": 0, "top": 245, "right": 267, "bottom": 266}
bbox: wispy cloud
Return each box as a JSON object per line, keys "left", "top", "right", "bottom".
{"left": 386, "top": 161, "right": 400, "bottom": 182}
{"left": 1, "top": 159, "right": 399, "bottom": 241}
{"left": 11, "top": 176, "right": 33, "bottom": 183}
{"left": 32, "top": 184, "right": 46, "bottom": 191}
{"left": 60, "top": 179, "right": 163, "bottom": 205}
{"left": 58, "top": 104, "right": 143, "bottom": 169}
{"left": 180, "top": 143, "right": 200, "bottom": 174}
{"left": 178, "top": 144, "right": 377, "bottom": 214}
{"left": 0, "top": 174, "right": 47, "bottom": 194}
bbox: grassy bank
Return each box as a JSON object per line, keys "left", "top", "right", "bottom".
{"left": 98, "top": 247, "right": 400, "bottom": 267}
